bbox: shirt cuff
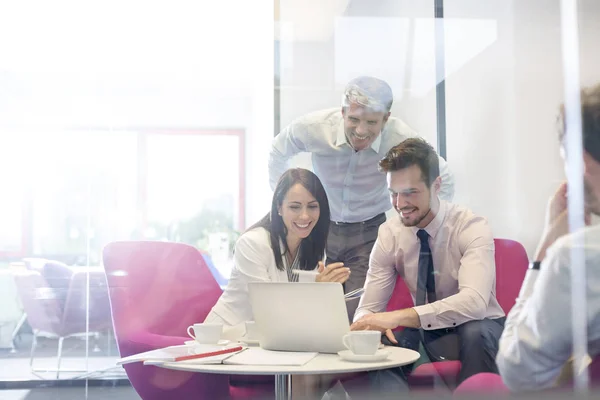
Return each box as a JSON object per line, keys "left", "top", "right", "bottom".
{"left": 412, "top": 304, "right": 438, "bottom": 330}
{"left": 353, "top": 309, "right": 372, "bottom": 323}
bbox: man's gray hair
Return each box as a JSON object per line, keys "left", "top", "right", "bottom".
{"left": 341, "top": 76, "right": 393, "bottom": 113}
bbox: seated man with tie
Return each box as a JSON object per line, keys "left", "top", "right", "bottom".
{"left": 351, "top": 138, "right": 506, "bottom": 386}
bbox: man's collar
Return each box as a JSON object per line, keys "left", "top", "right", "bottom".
{"left": 410, "top": 199, "right": 447, "bottom": 239}
{"left": 371, "top": 134, "right": 382, "bottom": 153}
{"left": 335, "top": 121, "right": 383, "bottom": 153}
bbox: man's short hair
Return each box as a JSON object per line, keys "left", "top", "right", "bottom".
{"left": 342, "top": 76, "right": 393, "bottom": 113}
{"left": 558, "top": 83, "right": 600, "bottom": 162}
{"left": 379, "top": 138, "right": 440, "bottom": 187}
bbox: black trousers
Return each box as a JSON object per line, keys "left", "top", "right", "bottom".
{"left": 375, "top": 317, "right": 505, "bottom": 390}
{"left": 326, "top": 213, "right": 386, "bottom": 321}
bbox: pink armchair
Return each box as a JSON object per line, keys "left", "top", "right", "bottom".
{"left": 409, "top": 238, "right": 530, "bottom": 389}
{"left": 102, "top": 241, "right": 272, "bottom": 400}
{"left": 11, "top": 260, "right": 112, "bottom": 378}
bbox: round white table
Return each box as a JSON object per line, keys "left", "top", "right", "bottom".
{"left": 153, "top": 346, "right": 420, "bottom": 400}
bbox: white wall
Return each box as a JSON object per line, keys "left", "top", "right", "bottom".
{"left": 278, "top": 0, "right": 600, "bottom": 256}
{"left": 446, "top": 0, "right": 600, "bottom": 254}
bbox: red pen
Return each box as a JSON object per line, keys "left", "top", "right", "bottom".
{"left": 174, "top": 346, "right": 244, "bottom": 362}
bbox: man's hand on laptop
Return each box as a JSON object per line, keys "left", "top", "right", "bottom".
{"left": 315, "top": 261, "right": 350, "bottom": 283}
{"left": 351, "top": 308, "right": 421, "bottom": 344}
{"left": 350, "top": 312, "right": 399, "bottom": 344}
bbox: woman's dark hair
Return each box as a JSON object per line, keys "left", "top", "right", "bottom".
{"left": 247, "top": 168, "right": 330, "bottom": 271}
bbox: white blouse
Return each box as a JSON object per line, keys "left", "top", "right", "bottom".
{"left": 205, "top": 227, "right": 317, "bottom": 339}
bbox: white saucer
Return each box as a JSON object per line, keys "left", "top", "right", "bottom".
{"left": 338, "top": 349, "right": 390, "bottom": 362}
{"left": 185, "top": 339, "right": 231, "bottom": 346}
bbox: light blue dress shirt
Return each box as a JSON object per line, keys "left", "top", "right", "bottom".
{"left": 269, "top": 108, "right": 455, "bottom": 223}
{"left": 497, "top": 225, "right": 600, "bottom": 392}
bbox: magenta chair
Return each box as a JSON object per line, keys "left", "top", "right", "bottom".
{"left": 454, "top": 357, "right": 600, "bottom": 396}
{"left": 386, "top": 276, "right": 414, "bottom": 315}
{"left": 453, "top": 373, "right": 509, "bottom": 396}
{"left": 11, "top": 261, "right": 112, "bottom": 379}
{"left": 406, "top": 238, "right": 529, "bottom": 389}
{"left": 103, "top": 241, "right": 271, "bottom": 400}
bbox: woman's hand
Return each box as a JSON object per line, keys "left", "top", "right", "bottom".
{"left": 315, "top": 261, "right": 350, "bottom": 283}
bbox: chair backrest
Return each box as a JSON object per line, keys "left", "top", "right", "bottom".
{"left": 102, "top": 241, "right": 223, "bottom": 343}
{"left": 385, "top": 274, "right": 414, "bottom": 332}
{"left": 199, "top": 250, "right": 228, "bottom": 287}
{"left": 39, "top": 260, "right": 74, "bottom": 311}
{"left": 588, "top": 356, "right": 600, "bottom": 385}
{"left": 384, "top": 238, "right": 529, "bottom": 316}
{"left": 453, "top": 372, "right": 510, "bottom": 395}
{"left": 386, "top": 275, "right": 414, "bottom": 312}
{"left": 61, "top": 267, "right": 113, "bottom": 334}
{"left": 11, "top": 264, "right": 64, "bottom": 334}
{"left": 494, "top": 238, "right": 529, "bottom": 314}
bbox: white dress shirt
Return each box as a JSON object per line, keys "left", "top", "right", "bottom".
{"left": 269, "top": 108, "right": 455, "bottom": 223}
{"left": 354, "top": 200, "right": 505, "bottom": 329}
{"left": 496, "top": 224, "right": 600, "bottom": 392}
{"left": 205, "top": 227, "right": 316, "bottom": 339}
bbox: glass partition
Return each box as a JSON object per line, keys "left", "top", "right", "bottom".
{"left": 0, "top": 0, "right": 272, "bottom": 389}
{"left": 0, "top": 0, "right": 597, "bottom": 398}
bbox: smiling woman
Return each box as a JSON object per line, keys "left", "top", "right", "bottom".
{"left": 266, "top": 168, "right": 330, "bottom": 273}
{"left": 277, "top": 183, "right": 321, "bottom": 260}
{"left": 204, "top": 168, "right": 351, "bottom": 339}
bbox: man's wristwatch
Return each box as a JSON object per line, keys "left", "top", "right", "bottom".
{"left": 529, "top": 261, "right": 541, "bottom": 270}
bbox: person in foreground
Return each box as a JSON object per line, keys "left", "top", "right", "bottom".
{"left": 496, "top": 84, "right": 600, "bottom": 392}
{"left": 351, "top": 138, "right": 505, "bottom": 387}
{"left": 269, "top": 76, "right": 455, "bottom": 320}
{"left": 205, "top": 168, "right": 350, "bottom": 340}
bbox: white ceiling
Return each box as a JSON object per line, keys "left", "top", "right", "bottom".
{"left": 276, "top": 0, "right": 350, "bottom": 41}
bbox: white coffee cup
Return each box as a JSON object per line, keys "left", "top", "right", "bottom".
{"left": 245, "top": 321, "right": 259, "bottom": 340}
{"left": 342, "top": 331, "right": 380, "bottom": 355}
{"left": 187, "top": 323, "right": 223, "bottom": 344}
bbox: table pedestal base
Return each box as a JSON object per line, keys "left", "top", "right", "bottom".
{"left": 275, "top": 374, "right": 292, "bottom": 400}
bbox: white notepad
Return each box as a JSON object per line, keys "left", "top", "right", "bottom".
{"left": 224, "top": 348, "right": 318, "bottom": 366}
{"left": 117, "top": 344, "right": 243, "bottom": 365}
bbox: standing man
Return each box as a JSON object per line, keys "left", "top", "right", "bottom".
{"left": 269, "top": 76, "right": 454, "bottom": 320}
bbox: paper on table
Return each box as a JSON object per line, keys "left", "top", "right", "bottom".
{"left": 144, "top": 349, "right": 243, "bottom": 366}
{"left": 117, "top": 344, "right": 243, "bottom": 365}
{"left": 223, "top": 348, "right": 318, "bottom": 366}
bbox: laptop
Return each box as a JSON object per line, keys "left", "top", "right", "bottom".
{"left": 248, "top": 282, "right": 350, "bottom": 353}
